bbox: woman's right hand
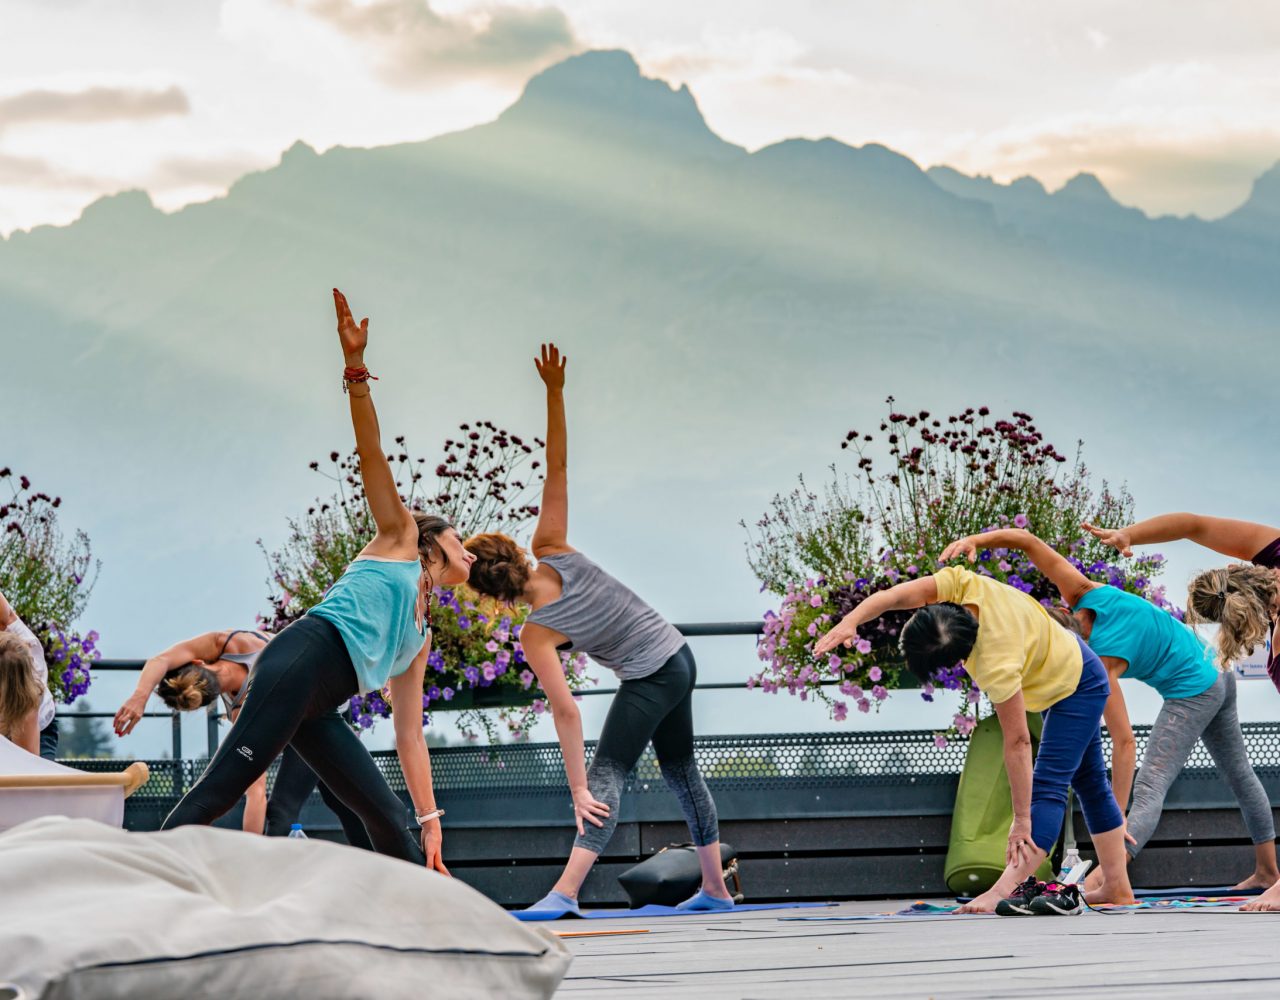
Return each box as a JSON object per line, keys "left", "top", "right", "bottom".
{"left": 333, "top": 288, "right": 368, "bottom": 364}
{"left": 1082, "top": 522, "right": 1133, "bottom": 557}
{"left": 813, "top": 615, "right": 859, "bottom": 656}
{"left": 536, "top": 342, "right": 566, "bottom": 390}
{"left": 113, "top": 693, "right": 148, "bottom": 737}
{"left": 940, "top": 536, "right": 981, "bottom": 563}
{"left": 571, "top": 786, "right": 610, "bottom": 837}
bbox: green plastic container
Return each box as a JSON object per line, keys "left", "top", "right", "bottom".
{"left": 944, "top": 712, "right": 1056, "bottom": 895}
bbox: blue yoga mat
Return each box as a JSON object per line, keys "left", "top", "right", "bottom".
{"left": 513, "top": 901, "right": 830, "bottom": 922}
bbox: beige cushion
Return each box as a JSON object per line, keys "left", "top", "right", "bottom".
{"left": 0, "top": 817, "right": 569, "bottom": 1000}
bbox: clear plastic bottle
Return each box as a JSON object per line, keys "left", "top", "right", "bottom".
{"left": 288, "top": 823, "right": 308, "bottom": 840}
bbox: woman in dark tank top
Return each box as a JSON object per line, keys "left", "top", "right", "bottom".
{"left": 1085, "top": 511, "right": 1280, "bottom": 912}
{"left": 464, "top": 344, "right": 733, "bottom": 917}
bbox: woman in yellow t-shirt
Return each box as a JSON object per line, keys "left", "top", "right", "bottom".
{"left": 816, "top": 566, "right": 1134, "bottom": 914}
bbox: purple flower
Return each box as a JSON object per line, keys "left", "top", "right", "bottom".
{"left": 869, "top": 666, "right": 882, "bottom": 682}
{"left": 833, "top": 701, "right": 849, "bottom": 722}
{"left": 1013, "top": 513, "right": 1029, "bottom": 528}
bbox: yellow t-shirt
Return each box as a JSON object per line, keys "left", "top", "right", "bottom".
{"left": 932, "top": 566, "right": 1083, "bottom": 711}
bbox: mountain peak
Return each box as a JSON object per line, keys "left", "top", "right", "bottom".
{"left": 1218, "top": 159, "right": 1280, "bottom": 238}
{"left": 497, "top": 49, "right": 732, "bottom": 159}
{"left": 1057, "top": 172, "right": 1114, "bottom": 203}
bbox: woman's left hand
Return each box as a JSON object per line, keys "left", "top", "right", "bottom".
{"left": 421, "top": 819, "right": 450, "bottom": 876}
{"left": 1007, "top": 816, "right": 1035, "bottom": 867}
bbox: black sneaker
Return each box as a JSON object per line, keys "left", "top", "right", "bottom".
{"left": 1029, "top": 882, "right": 1085, "bottom": 915}
{"left": 995, "top": 876, "right": 1046, "bottom": 916}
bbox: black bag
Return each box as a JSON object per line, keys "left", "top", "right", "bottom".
{"left": 617, "top": 843, "right": 741, "bottom": 908}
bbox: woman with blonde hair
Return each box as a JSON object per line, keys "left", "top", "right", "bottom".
{"left": 0, "top": 589, "right": 56, "bottom": 759}
{"left": 113, "top": 629, "right": 371, "bottom": 846}
{"left": 1085, "top": 512, "right": 1280, "bottom": 911}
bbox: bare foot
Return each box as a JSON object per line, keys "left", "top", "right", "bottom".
{"left": 1241, "top": 882, "right": 1280, "bottom": 912}
{"left": 955, "top": 890, "right": 1000, "bottom": 914}
{"left": 1232, "top": 871, "right": 1280, "bottom": 892}
{"left": 1083, "top": 868, "right": 1105, "bottom": 893}
{"left": 1083, "top": 883, "right": 1136, "bottom": 906}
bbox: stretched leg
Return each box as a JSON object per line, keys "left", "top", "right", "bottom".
{"left": 290, "top": 709, "right": 423, "bottom": 864}
{"left": 316, "top": 777, "right": 376, "bottom": 852}
{"left": 264, "top": 745, "right": 320, "bottom": 836}
{"left": 1072, "top": 723, "right": 1133, "bottom": 905}
{"left": 649, "top": 647, "right": 730, "bottom": 906}
{"left": 544, "top": 654, "right": 694, "bottom": 903}
{"left": 1084, "top": 687, "right": 1214, "bottom": 891}
{"left": 162, "top": 620, "right": 325, "bottom": 829}
{"left": 1199, "top": 672, "right": 1279, "bottom": 888}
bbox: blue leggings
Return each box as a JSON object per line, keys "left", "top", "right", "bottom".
{"left": 1029, "top": 637, "right": 1125, "bottom": 851}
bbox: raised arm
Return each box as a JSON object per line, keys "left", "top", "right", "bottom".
{"left": 813, "top": 576, "right": 939, "bottom": 656}
{"left": 388, "top": 641, "right": 448, "bottom": 874}
{"left": 1083, "top": 513, "right": 1279, "bottom": 562}
{"left": 0, "top": 589, "right": 15, "bottom": 628}
{"left": 530, "top": 343, "right": 571, "bottom": 558}
{"left": 114, "top": 631, "right": 228, "bottom": 736}
{"left": 333, "top": 289, "right": 416, "bottom": 556}
{"left": 941, "top": 528, "right": 1097, "bottom": 608}
{"left": 521, "top": 624, "right": 610, "bottom": 836}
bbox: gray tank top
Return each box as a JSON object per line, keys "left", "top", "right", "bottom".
{"left": 526, "top": 552, "right": 686, "bottom": 681}
{"left": 215, "top": 630, "right": 269, "bottom": 714}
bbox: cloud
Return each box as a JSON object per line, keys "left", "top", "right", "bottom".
{"left": 147, "top": 152, "right": 269, "bottom": 191}
{"left": 0, "top": 85, "right": 190, "bottom": 130}
{"left": 289, "top": 0, "right": 581, "bottom": 85}
{"left": 0, "top": 150, "right": 106, "bottom": 189}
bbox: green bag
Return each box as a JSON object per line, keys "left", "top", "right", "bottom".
{"left": 944, "top": 712, "right": 1056, "bottom": 895}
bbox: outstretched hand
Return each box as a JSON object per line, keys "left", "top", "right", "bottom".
{"left": 939, "top": 536, "right": 981, "bottom": 563}
{"left": 1082, "top": 522, "right": 1133, "bottom": 558}
{"left": 333, "top": 288, "right": 368, "bottom": 362}
{"left": 535, "top": 342, "right": 566, "bottom": 390}
{"left": 813, "top": 616, "right": 859, "bottom": 656}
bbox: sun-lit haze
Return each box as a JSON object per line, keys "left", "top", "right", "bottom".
{"left": 3, "top": 0, "right": 1280, "bottom": 236}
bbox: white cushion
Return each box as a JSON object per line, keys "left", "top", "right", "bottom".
{"left": 0, "top": 817, "right": 570, "bottom": 1000}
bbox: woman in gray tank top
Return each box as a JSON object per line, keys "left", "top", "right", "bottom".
{"left": 464, "top": 344, "right": 731, "bottom": 916}
{"left": 111, "top": 629, "right": 372, "bottom": 848}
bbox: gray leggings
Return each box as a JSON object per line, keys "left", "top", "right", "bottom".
{"left": 1126, "top": 670, "right": 1275, "bottom": 857}
{"left": 575, "top": 644, "right": 719, "bottom": 855}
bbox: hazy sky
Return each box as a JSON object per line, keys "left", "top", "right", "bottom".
{"left": 3, "top": 0, "right": 1280, "bottom": 235}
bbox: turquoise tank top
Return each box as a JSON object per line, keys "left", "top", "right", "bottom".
{"left": 308, "top": 557, "right": 428, "bottom": 694}
{"left": 1072, "top": 585, "right": 1219, "bottom": 700}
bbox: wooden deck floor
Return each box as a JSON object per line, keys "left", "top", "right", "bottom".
{"left": 554, "top": 899, "right": 1280, "bottom": 998}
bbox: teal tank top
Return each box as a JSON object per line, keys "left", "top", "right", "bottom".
{"left": 1072, "top": 585, "right": 1219, "bottom": 700}
{"left": 308, "top": 556, "right": 428, "bottom": 694}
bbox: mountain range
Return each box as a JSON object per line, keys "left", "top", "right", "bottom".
{"left": 4, "top": 49, "right": 1276, "bottom": 667}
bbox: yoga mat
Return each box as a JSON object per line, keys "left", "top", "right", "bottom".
{"left": 781, "top": 902, "right": 997, "bottom": 922}
{"left": 1091, "top": 896, "right": 1249, "bottom": 914}
{"left": 956, "top": 885, "right": 1266, "bottom": 904}
{"left": 513, "top": 902, "right": 829, "bottom": 922}
{"left": 1133, "top": 885, "right": 1264, "bottom": 899}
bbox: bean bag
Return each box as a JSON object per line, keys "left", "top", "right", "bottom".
{"left": 0, "top": 817, "right": 570, "bottom": 1000}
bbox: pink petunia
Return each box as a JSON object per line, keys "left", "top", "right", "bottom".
{"left": 869, "top": 666, "right": 882, "bottom": 682}
{"left": 855, "top": 639, "right": 872, "bottom": 655}
{"left": 833, "top": 701, "right": 849, "bottom": 722}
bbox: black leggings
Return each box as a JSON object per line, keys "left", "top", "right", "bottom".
{"left": 576, "top": 644, "right": 719, "bottom": 855}
{"left": 266, "top": 744, "right": 375, "bottom": 851}
{"left": 162, "top": 615, "right": 422, "bottom": 864}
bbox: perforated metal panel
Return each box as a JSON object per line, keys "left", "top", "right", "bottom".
{"left": 68, "top": 722, "right": 1280, "bottom": 803}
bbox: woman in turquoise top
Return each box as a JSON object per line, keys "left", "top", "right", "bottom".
{"left": 943, "top": 528, "right": 1278, "bottom": 896}
{"left": 162, "top": 290, "right": 474, "bottom": 872}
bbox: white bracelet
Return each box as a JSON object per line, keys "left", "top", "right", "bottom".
{"left": 416, "top": 808, "right": 445, "bottom": 824}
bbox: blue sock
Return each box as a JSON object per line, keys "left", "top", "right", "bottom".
{"left": 522, "top": 890, "right": 580, "bottom": 916}
{"left": 676, "top": 889, "right": 735, "bottom": 912}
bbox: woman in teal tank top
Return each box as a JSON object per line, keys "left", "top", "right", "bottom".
{"left": 162, "top": 290, "right": 474, "bottom": 872}
{"left": 943, "top": 528, "right": 1278, "bottom": 897}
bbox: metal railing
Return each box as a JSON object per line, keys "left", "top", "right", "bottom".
{"left": 55, "top": 620, "right": 769, "bottom": 760}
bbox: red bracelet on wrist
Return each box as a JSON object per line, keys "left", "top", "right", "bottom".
{"left": 342, "top": 365, "right": 379, "bottom": 393}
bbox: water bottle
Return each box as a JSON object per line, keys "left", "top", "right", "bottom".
{"left": 288, "top": 823, "right": 308, "bottom": 840}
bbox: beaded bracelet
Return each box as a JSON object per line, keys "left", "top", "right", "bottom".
{"left": 342, "top": 365, "right": 379, "bottom": 393}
